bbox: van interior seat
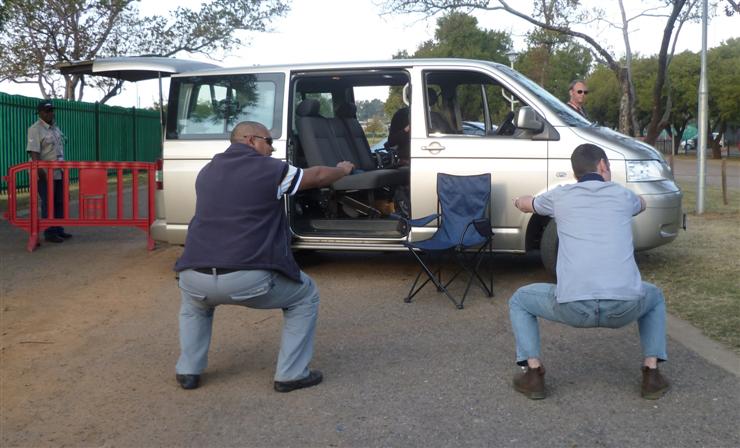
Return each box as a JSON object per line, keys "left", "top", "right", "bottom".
{"left": 333, "top": 102, "right": 377, "bottom": 172}
{"left": 295, "top": 99, "right": 407, "bottom": 191}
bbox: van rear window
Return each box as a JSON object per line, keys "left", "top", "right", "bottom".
{"left": 167, "top": 73, "right": 284, "bottom": 139}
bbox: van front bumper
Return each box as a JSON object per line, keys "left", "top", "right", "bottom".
{"left": 632, "top": 189, "right": 683, "bottom": 251}
{"left": 151, "top": 220, "right": 188, "bottom": 245}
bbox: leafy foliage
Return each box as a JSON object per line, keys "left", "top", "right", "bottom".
{"left": 584, "top": 65, "right": 620, "bottom": 128}
{"left": 0, "top": 0, "right": 289, "bottom": 101}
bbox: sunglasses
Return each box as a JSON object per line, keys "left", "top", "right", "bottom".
{"left": 576, "top": 90, "right": 589, "bottom": 95}
{"left": 248, "top": 135, "right": 274, "bottom": 146}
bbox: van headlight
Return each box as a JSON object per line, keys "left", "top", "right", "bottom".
{"left": 626, "top": 160, "right": 666, "bottom": 182}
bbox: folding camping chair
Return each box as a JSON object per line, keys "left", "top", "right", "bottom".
{"left": 395, "top": 173, "right": 494, "bottom": 309}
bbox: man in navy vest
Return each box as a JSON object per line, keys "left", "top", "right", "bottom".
{"left": 174, "top": 121, "right": 354, "bottom": 392}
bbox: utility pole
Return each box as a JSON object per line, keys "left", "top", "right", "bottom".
{"left": 696, "top": 0, "right": 709, "bottom": 214}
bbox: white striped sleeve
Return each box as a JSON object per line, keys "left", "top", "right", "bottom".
{"left": 277, "top": 164, "right": 303, "bottom": 199}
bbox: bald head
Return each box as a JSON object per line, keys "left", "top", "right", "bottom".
{"left": 231, "top": 121, "right": 275, "bottom": 156}
{"left": 230, "top": 121, "right": 267, "bottom": 143}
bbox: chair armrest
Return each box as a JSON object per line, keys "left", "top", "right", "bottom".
{"left": 391, "top": 212, "right": 439, "bottom": 238}
{"left": 459, "top": 218, "right": 493, "bottom": 246}
{"left": 473, "top": 218, "right": 493, "bottom": 237}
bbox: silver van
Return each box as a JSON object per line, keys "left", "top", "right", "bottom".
{"left": 66, "top": 57, "right": 683, "bottom": 272}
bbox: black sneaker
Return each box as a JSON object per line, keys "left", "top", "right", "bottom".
{"left": 274, "top": 370, "right": 323, "bottom": 393}
{"left": 176, "top": 374, "right": 201, "bottom": 390}
{"left": 58, "top": 231, "right": 73, "bottom": 239}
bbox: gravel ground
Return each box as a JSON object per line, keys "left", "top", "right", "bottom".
{"left": 1, "top": 220, "right": 738, "bottom": 447}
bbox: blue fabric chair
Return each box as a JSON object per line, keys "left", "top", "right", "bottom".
{"left": 395, "top": 173, "right": 494, "bottom": 309}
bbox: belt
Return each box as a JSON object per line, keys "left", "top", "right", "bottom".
{"left": 193, "top": 267, "right": 239, "bottom": 275}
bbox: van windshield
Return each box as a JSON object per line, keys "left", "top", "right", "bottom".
{"left": 166, "top": 72, "right": 285, "bottom": 139}
{"left": 492, "top": 63, "right": 592, "bottom": 127}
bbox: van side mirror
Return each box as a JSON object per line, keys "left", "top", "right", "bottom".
{"left": 516, "top": 106, "right": 544, "bottom": 133}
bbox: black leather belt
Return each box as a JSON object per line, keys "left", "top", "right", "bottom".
{"left": 193, "top": 268, "right": 239, "bottom": 275}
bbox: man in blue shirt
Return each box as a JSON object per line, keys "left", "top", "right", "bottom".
{"left": 174, "top": 121, "right": 354, "bottom": 392}
{"left": 510, "top": 144, "right": 669, "bottom": 400}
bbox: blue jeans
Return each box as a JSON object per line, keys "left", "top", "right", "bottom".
{"left": 38, "top": 177, "right": 65, "bottom": 237}
{"left": 176, "top": 269, "right": 319, "bottom": 382}
{"left": 509, "top": 282, "right": 667, "bottom": 366}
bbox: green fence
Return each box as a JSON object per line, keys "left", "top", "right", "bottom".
{"left": 1, "top": 92, "right": 162, "bottom": 192}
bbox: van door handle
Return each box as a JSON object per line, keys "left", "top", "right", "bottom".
{"left": 421, "top": 142, "right": 446, "bottom": 152}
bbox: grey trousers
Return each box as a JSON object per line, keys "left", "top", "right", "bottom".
{"left": 176, "top": 268, "right": 319, "bottom": 382}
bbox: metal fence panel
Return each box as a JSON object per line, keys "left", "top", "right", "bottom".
{"left": 1, "top": 93, "right": 161, "bottom": 192}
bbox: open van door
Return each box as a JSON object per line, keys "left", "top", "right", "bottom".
{"left": 56, "top": 56, "right": 221, "bottom": 142}
{"left": 56, "top": 56, "right": 220, "bottom": 81}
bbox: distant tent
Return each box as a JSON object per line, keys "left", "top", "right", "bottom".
{"left": 680, "top": 124, "right": 698, "bottom": 142}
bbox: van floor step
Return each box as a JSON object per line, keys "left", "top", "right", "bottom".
{"left": 293, "top": 218, "right": 401, "bottom": 236}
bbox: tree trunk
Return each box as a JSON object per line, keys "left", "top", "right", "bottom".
{"left": 644, "top": 0, "right": 686, "bottom": 145}
{"left": 617, "top": 67, "right": 635, "bottom": 136}
{"left": 712, "top": 121, "right": 726, "bottom": 159}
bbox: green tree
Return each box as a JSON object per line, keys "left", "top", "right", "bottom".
{"left": 356, "top": 99, "right": 386, "bottom": 121}
{"left": 383, "top": 50, "right": 410, "bottom": 120}
{"left": 585, "top": 64, "right": 620, "bottom": 129}
{"left": 517, "top": 39, "right": 592, "bottom": 102}
{"left": 667, "top": 51, "right": 700, "bottom": 153}
{"left": 631, "top": 56, "right": 659, "bottom": 135}
{"left": 385, "top": 12, "right": 511, "bottom": 120}
{"left": 413, "top": 12, "right": 511, "bottom": 63}
{"left": 707, "top": 38, "right": 740, "bottom": 158}
{"left": 382, "top": 0, "right": 703, "bottom": 142}
{"left": 0, "top": 0, "right": 289, "bottom": 102}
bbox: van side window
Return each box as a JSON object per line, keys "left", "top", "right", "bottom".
{"left": 424, "top": 70, "right": 528, "bottom": 137}
{"left": 167, "top": 73, "right": 285, "bottom": 139}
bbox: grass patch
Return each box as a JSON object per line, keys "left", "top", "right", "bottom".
{"left": 636, "top": 180, "right": 740, "bottom": 354}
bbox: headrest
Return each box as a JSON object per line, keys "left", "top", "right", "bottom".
{"left": 335, "top": 102, "right": 357, "bottom": 119}
{"left": 427, "top": 87, "right": 438, "bottom": 106}
{"left": 296, "top": 99, "right": 321, "bottom": 117}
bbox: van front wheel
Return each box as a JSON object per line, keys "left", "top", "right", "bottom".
{"left": 540, "top": 220, "right": 558, "bottom": 276}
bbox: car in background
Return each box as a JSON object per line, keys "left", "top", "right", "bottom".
{"left": 370, "top": 121, "right": 494, "bottom": 152}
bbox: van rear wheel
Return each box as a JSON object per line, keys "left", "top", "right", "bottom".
{"left": 540, "top": 220, "right": 558, "bottom": 276}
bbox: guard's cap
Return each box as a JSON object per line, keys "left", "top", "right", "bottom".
{"left": 37, "top": 100, "right": 54, "bottom": 112}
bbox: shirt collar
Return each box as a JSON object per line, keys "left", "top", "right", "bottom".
{"left": 577, "top": 172, "right": 605, "bottom": 182}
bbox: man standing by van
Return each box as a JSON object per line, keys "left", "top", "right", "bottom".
{"left": 509, "top": 144, "right": 670, "bottom": 400}
{"left": 566, "top": 80, "right": 589, "bottom": 120}
{"left": 173, "top": 121, "right": 354, "bottom": 392}
{"left": 27, "top": 100, "right": 71, "bottom": 243}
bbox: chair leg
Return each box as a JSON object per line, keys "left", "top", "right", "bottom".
{"left": 452, "top": 243, "right": 494, "bottom": 308}
{"left": 406, "top": 249, "right": 462, "bottom": 308}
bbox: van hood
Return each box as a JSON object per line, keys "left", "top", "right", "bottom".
{"left": 572, "top": 126, "right": 664, "bottom": 161}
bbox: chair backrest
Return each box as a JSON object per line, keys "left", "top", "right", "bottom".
{"left": 296, "top": 99, "right": 348, "bottom": 167}
{"left": 437, "top": 173, "right": 491, "bottom": 246}
{"left": 334, "top": 102, "right": 377, "bottom": 171}
{"left": 427, "top": 88, "right": 456, "bottom": 134}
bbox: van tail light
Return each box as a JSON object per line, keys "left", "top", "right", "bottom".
{"left": 155, "top": 158, "right": 163, "bottom": 190}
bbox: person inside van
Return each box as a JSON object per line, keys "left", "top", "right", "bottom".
{"left": 173, "top": 121, "right": 355, "bottom": 392}
{"left": 509, "top": 144, "right": 670, "bottom": 401}
{"left": 387, "top": 105, "right": 410, "bottom": 165}
{"left": 566, "top": 80, "right": 590, "bottom": 119}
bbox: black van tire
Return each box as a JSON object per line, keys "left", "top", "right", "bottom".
{"left": 540, "top": 220, "right": 558, "bottom": 276}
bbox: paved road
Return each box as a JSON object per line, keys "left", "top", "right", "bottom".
{"left": 1, "top": 220, "right": 738, "bottom": 447}
{"left": 670, "top": 157, "right": 740, "bottom": 190}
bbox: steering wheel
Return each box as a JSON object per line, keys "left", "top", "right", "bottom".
{"left": 496, "top": 111, "right": 516, "bottom": 136}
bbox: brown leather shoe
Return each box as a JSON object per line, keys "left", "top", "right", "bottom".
{"left": 641, "top": 366, "right": 670, "bottom": 400}
{"left": 513, "top": 365, "right": 546, "bottom": 400}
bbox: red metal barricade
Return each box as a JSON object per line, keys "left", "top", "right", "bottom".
{"left": 3, "top": 161, "right": 156, "bottom": 252}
